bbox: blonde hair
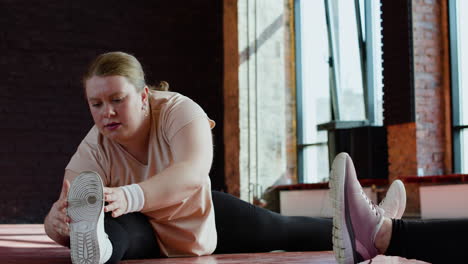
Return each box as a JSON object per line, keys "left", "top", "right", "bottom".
{"left": 83, "top": 51, "right": 169, "bottom": 92}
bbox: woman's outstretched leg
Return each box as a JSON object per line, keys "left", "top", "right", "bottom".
{"left": 329, "top": 152, "right": 468, "bottom": 264}
{"left": 105, "top": 212, "right": 160, "bottom": 263}
{"left": 385, "top": 218, "right": 468, "bottom": 263}
{"left": 211, "top": 190, "right": 332, "bottom": 254}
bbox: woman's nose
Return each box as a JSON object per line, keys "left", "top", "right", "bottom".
{"left": 103, "top": 104, "right": 116, "bottom": 118}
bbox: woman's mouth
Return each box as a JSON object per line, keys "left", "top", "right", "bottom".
{"left": 104, "top": 122, "right": 121, "bottom": 131}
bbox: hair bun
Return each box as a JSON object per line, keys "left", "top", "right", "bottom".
{"left": 158, "top": 81, "right": 169, "bottom": 91}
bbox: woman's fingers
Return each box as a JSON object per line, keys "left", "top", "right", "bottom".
{"left": 57, "top": 221, "right": 69, "bottom": 235}
{"left": 112, "top": 208, "right": 124, "bottom": 218}
{"left": 56, "top": 221, "right": 69, "bottom": 236}
{"left": 59, "top": 179, "right": 70, "bottom": 200}
{"left": 53, "top": 199, "right": 66, "bottom": 211}
{"left": 50, "top": 198, "right": 72, "bottom": 236}
{"left": 105, "top": 201, "right": 125, "bottom": 216}
{"left": 58, "top": 210, "right": 68, "bottom": 223}
{"left": 103, "top": 187, "right": 128, "bottom": 217}
{"left": 105, "top": 194, "right": 115, "bottom": 202}
{"left": 105, "top": 200, "right": 123, "bottom": 213}
{"left": 104, "top": 188, "right": 118, "bottom": 202}
{"left": 58, "top": 199, "right": 68, "bottom": 210}
{"left": 53, "top": 210, "right": 70, "bottom": 236}
{"left": 104, "top": 202, "right": 113, "bottom": 212}
{"left": 103, "top": 187, "right": 113, "bottom": 195}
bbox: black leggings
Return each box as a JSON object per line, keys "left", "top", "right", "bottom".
{"left": 387, "top": 218, "right": 468, "bottom": 264}
{"left": 104, "top": 190, "right": 332, "bottom": 263}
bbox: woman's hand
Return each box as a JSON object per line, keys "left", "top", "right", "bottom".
{"left": 104, "top": 187, "right": 128, "bottom": 218}
{"left": 47, "top": 180, "right": 71, "bottom": 237}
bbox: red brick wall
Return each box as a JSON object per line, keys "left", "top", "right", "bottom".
{"left": 387, "top": 123, "right": 418, "bottom": 181}
{"left": 383, "top": 0, "right": 451, "bottom": 215}
{"left": 412, "top": 0, "right": 451, "bottom": 176}
{"left": 387, "top": 123, "right": 420, "bottom": 216}
{"left": 0, "top": 1, "right": 224, "bottom": 223}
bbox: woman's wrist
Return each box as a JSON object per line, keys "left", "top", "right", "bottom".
{"left": 120, "top": 183, "right": 145, "bottom": 214}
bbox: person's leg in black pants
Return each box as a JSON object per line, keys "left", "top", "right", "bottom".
{"left": 386, "top": 218, "right": 468, "bottom": 264}
{"left": 102, "top": 191, "right": 333, "bottom": 262}
{"left": 212, "top": 190, "right": 333, "bottom": 253}
{"left": 104, "top": 212, "right": 160, "bottom": 264}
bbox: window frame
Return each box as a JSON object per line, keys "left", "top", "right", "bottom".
{"left": 294, "top": 0, "right": 333, "bottom": 183}
{"left": 449, "top": 0, "right": 467, "bottom": 173}
{"left": 295, "top": 0, "right": 384, "bottom": 183}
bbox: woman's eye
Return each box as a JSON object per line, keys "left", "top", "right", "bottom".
{"left": 113, "top": 97, "right": 124, "bottom": 103}
{"left": 91, "top": 102, "right": 102, "bottom": 107}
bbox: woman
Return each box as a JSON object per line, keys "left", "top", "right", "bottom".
{"left": 43, "top": 52, "right": 405, "bottom": 264}
{"left": 330, "top": 152, "right": 468, "bottom": 264}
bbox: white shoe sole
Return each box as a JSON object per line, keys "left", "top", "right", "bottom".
{"left": 330, "top": 153, "right": 355, "bottom": 264}
{"left": 68, "top": 171, "right": 104, "bottom": 264}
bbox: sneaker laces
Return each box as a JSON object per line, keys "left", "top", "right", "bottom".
{"left": 360, "top": 190, "right": 380, "bottom": 216}
{"left": 380, "top": 197, "right": 386, "bottom": 205}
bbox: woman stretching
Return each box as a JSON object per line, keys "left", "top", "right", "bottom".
{"left": 44, "top": 51, "right": 405, "bottom": 264}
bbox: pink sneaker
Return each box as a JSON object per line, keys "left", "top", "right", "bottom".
{"left": 329, "top": 153, "right": 384, "bottom": 264}
{"left": 379, "top": 180, "right": 406, "bottom": 219}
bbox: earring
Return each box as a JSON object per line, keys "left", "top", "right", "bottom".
{"left": 142, "top": 102, "right": 149, "bottom": 117}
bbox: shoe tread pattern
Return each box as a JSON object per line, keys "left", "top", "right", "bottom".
{"left": 68, "top": 172, "right": 104, "bottom": 264}
{"left": 330, "top": 155, "right": 354, "bottom": 264}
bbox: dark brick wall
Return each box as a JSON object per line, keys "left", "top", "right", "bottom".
{"left": 0, "top": 0, "right": 224, "bottom": 223}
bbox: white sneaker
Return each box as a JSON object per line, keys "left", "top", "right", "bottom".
{"left": 68, "top": 171, "right": 112, "bottom": 264}
{"left": 379, "top": 179, "right": 406, "bottom": 219}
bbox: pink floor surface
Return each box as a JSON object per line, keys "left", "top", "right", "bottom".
{"left": 0, "top": 225, "right": 429, "bottom": 264}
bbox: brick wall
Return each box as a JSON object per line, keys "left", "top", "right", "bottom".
{"left": 387, "top": 123, "right": 420, "bottom": 215}
{"left": 387, "top": 123, "right": 418, "bottom": 181}
{"left": 412, "top": 0, "right": 451, "bottom": 176}
{"left": 0, "top": 0, "right": 223, "bottom": 223}
{"left": 383, "top": 0, "right": 451, "bottom": 215}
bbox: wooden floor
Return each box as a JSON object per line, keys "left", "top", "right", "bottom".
{"left": 0, "top": 225, "right": 428, "bottom": 264}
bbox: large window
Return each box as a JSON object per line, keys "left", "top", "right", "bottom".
{"left": 295, "top": 0, "right": 383, "bottom": 183}
{"left": 449, "top": 0, "right": 468, "bottom": 173}
{"left": 236, "top": 0, "right": 296, "bottom": 202}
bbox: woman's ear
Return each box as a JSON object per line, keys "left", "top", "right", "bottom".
{"left": 141, "top": 86, "right": 149, "bottom": 103}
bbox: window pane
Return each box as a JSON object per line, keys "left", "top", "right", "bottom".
{"left": 303, "top": 145, "right": 330, "bottom": 183}
{"left": 462, "top": 129, "right": 468, "bottom": 173}
{"left": 459, "top": 0, "right": 468, "bottom": 125}
{"left": 331, "top": 0, "right": 365, "bottom": 121}
{"left": 300, "top": 0, "right": 331, "bottom": 144}
{"left": 299, "top": 0, "right": 331, "bottom": 183}
{"left": 369, "top": 0, "right": 384, "bottom": 125}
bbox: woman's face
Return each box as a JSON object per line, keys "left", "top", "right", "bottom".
{"left": 85, "top": 75, "right": 147, "bottom": 144}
